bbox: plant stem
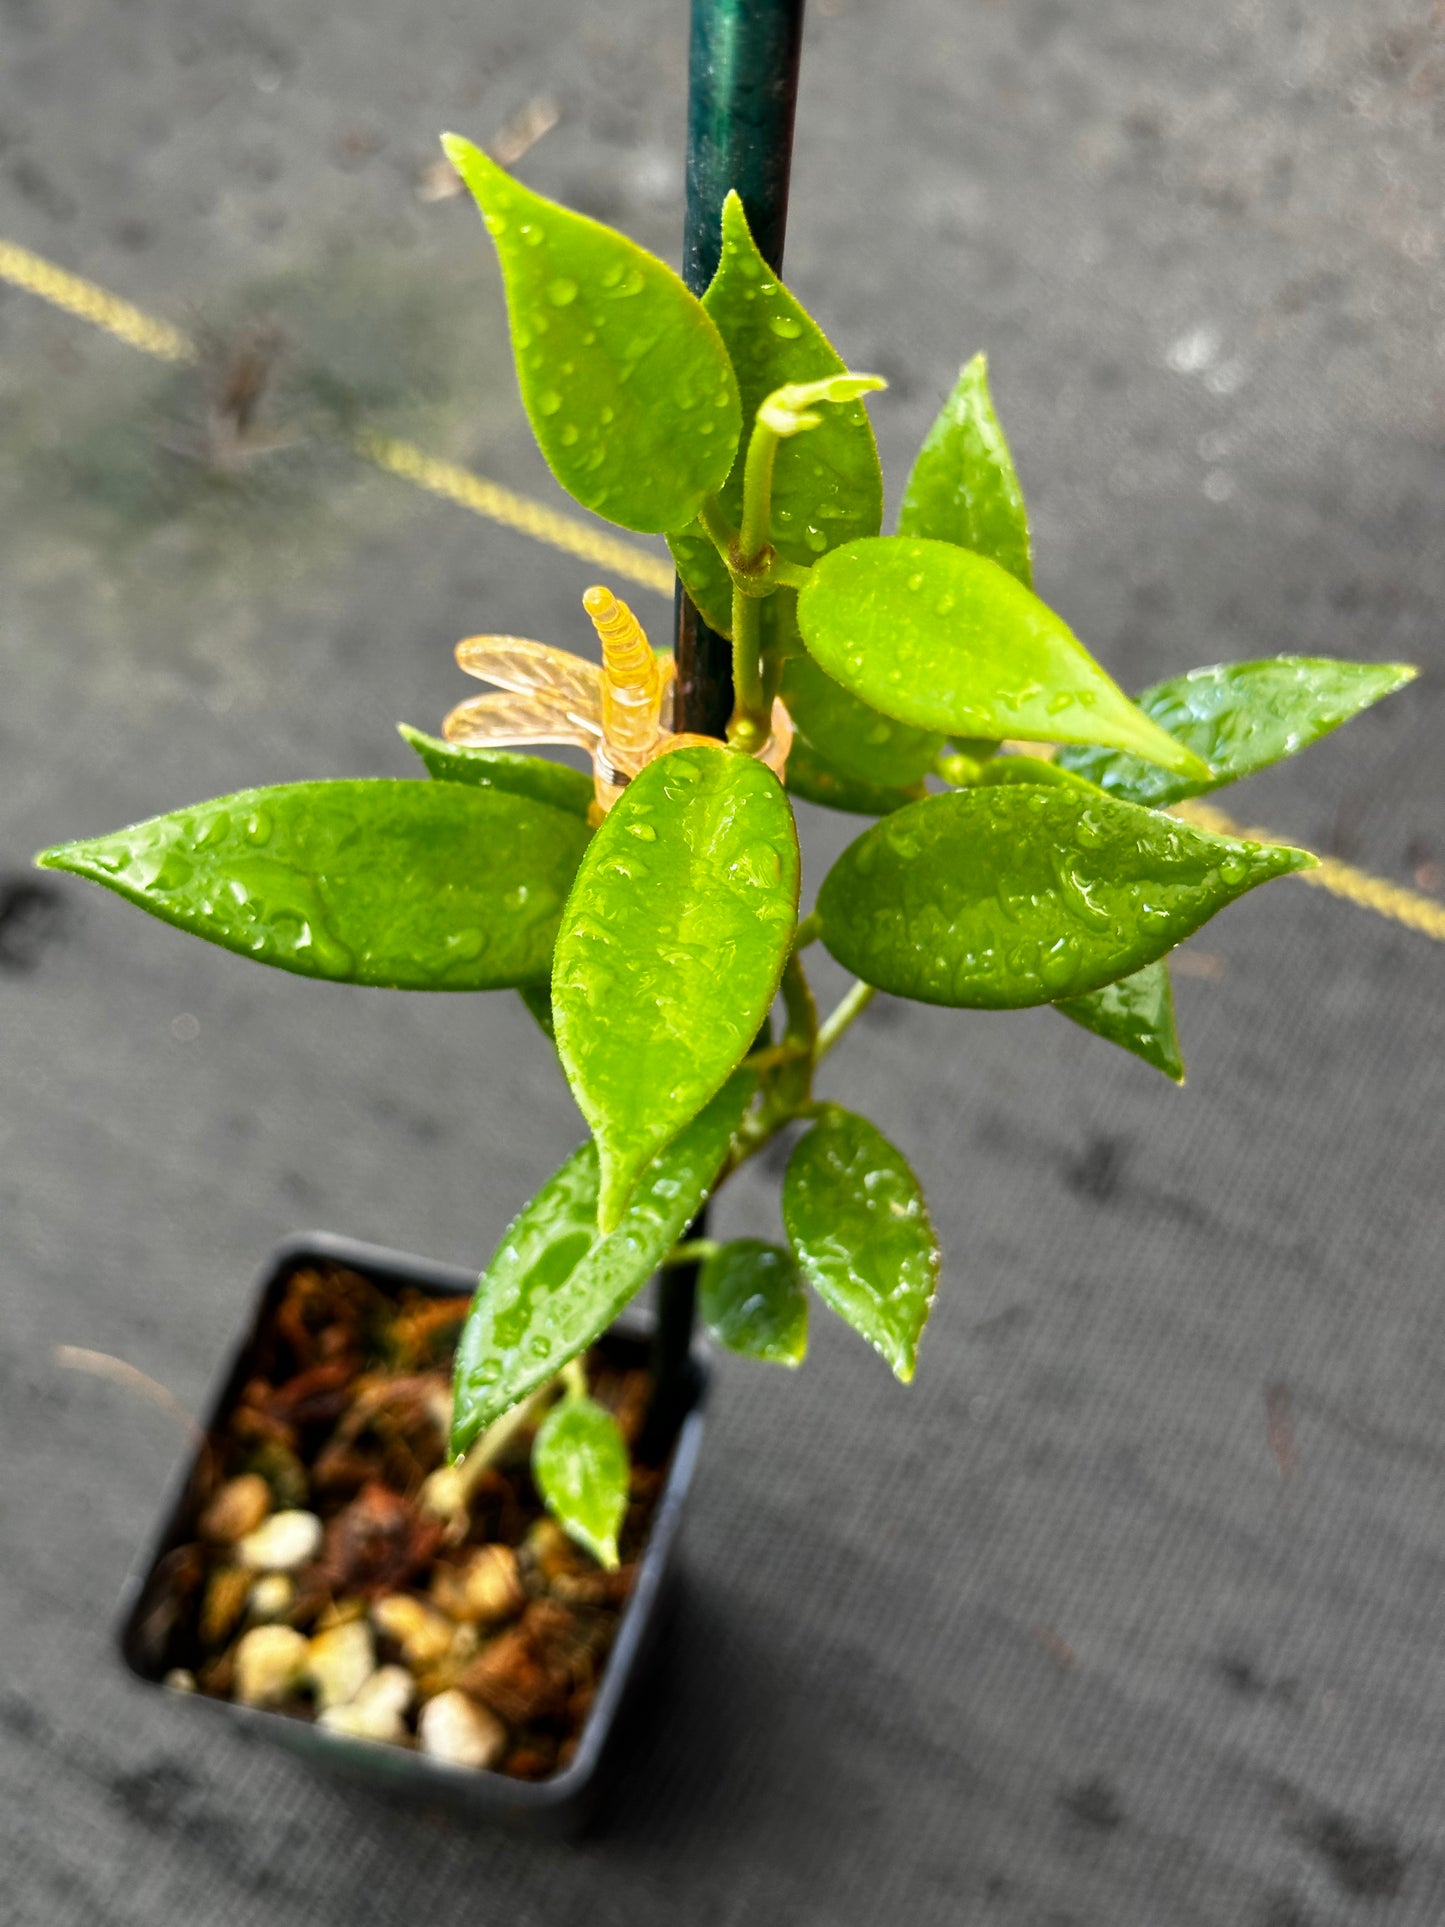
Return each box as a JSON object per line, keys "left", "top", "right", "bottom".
{"left": 792, "top": 910, "right": 822, "bottom": 950}
{"left": 698, "top": 492, "right": 738, "bottom": 562}
{"left": 727, "top": 582, "right": 768, "bottom": 748}
{"left": 738, "top": 415, "right": 781, "bottom": 565}
{"left": 744, "top": 1038, "right": 812, "bottom": 1073}
{"left": 663, "top": 1238, "right": 721, "bottom": 1268}
{"left": 817, "top": 979, "right": 878, "bottom": 1059}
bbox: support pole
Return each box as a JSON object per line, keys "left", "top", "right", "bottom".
{"left": 650, "top": 0, "right": 807, "bottom": 1442}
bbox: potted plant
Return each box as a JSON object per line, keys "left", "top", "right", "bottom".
{"left": 36, "top": 96, "right": 1412, "bottom": 1824}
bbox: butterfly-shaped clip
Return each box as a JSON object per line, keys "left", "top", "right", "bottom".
{"left": 442, "top": 587, "right": 792, "bottom": 819}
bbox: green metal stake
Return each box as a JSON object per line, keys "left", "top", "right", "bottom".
{"left": 651, "top": 0, "right": 806, "bottom": 1438}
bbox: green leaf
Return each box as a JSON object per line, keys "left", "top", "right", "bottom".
{"left": 970, "top": 753, "right": 1102, "bottom": 795}
{"left": 1055, "top": 960, "right": 1185, "bottom": 1084}
{"left": 36, "top": 781, "right": 591, "bottom": 991}
{"left": 699, "top": 1240, "right": 808, "bottom": 1365}
{"left": 780, "top": 652, "right": 943, "bottom": 790}
{"left": 1054, "top": 657, "right": 1418, "bottom": 808}
{"left": 898, "top": 354, "right": 1032, "bottom": 587}
{"left": 785, "top": 737, "right": 925, "bottom": 817}
{"left": 451, "top": 1068, "right": 754, "bottom": 1454}
{"left": 668, "top": 192, "right": 884, "bottom": 634}
{"left": 816, "top": 786, "right": 1315, "bottom": 1009}
{"left": 532, "top": 1394, "right": 629, "bottom": 1568}
{"left": 399, "top": 723, "right": 595, "bottom": 818}
{"left": 796, "top": 536, "right": 1211, "bottom": 779}
{"left": 782, "top": 1109, "right": 939, "bottom": 1382}
{"left": 443, "top": 136, "right": 740, "bottom": 534}
{"left": 553, "top": 745, "right": 799, "bottom": 1230}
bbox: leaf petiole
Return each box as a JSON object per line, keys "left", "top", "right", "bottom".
{"left": 698, "top": 492, "right": 739, "bottom": 563}
{"left": 817, "top": 979, "right": 878, "bottom": 1060}
{"left": 727, "top": 583, "right": 769, "bottom": 749}
{"left": 662, "top": 1238, "right": 722, "bottom": 1268}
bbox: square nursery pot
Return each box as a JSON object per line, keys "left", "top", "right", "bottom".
{"left": 117, "top": 1231, "right": 710, "bottom": 1832}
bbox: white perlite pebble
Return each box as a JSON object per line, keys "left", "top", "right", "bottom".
{"left": 247, "top": 1573, "right": 295, "bottom": 1623}
{"left": 237, "top": 1510, "right": 323, "bottom": 1573}
{"left": 418, "top": 1690, "right": 507, "bottom": 1771}
{"left": 199, "top": 1474, "right": 272, "bottom": 1544}
{"left": 234, "top": 1625, "right": 308, "bottom": 1707}
{"left": 371, "top": 1593, "right": 455, "bottom": 1667}
{"left": 306, "top": 1619, "right": 376, "bottom": 1712}
{"left": 318, "top": 1668, "right": 414, "bottom": 1745}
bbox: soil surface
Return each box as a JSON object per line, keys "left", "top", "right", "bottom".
{"left": 127, "top": 1261, "right": 662, "bottom": 1783}
{"left": 3, "top": 0, "right": 1445, "bottom": 1923}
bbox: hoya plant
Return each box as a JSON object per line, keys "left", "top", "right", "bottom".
{"left": 38, "top": 141, "right": 1413, "bottom": 1568}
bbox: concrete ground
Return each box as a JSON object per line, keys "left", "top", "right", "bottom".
{"left": 2, "top": 0, "right": 1443, "bottom": 1921}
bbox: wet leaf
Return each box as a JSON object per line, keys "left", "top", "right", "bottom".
{"left": 785, "top": 737, "right": 926, "bottom": 817}
{"left": 553, "top": 745, "right": 799, "bottom": 1230}
{"left": 1055, "top": 960, "right": 1185, "bottom": 1083}
{"left": 898, "top": 354, "right": 1032, "bottom": 587}
{"left": 970, "top": 753, "right": 1102, "bottom": 795}
{"left": 796, "top": 536, "right": 1210, "bottom": 779}
{"left": 782, "top": 1109, "right": 938, "bottom": 1381}
{"left": 451, "top": 1069, "right": 755, "bottom": 1454}
{"left": 668, "top": 191, "right": 884, "bottom": 634}
{"left": 37, "top": 781, "right": 591, "bottom": 991}
{"left": 816, "top": 786, "right": 1315, "bottom": 1008}
{"left": 399, "top": 724, "right": 594, "bottom": 818}
{"left": 699, "top": 1240, "right": 808, "bottom": 1365}
{"left": 444, "top": 137, "right": 740, "bottom": 534}
{"left": 1054, "top": 656, "right": 1418, "bottom": 808}
{"left": 780, "top": 652, "right": 942, "bottom": 790}
{"left": 532, "top": 1394, "right": 629, "bottom": 1568}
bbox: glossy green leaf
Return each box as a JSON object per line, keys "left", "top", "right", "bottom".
{"left": 780, "top": 652, "right": 943, "bottom": 790}
{"left": 971, "top": 753, "right": 1102, "bottom": 795}
{"left": 1054, "top": 656, "right": 1418, "bottom": 808}
{"left": 668, "top": 191, "right": 884, "bottom": 634}
{"left": 699, "top": 1240, "right": 808, "bottom": 1366}
{"left": 532, "top": 1394, "right": 629, "bottom": 1568}
{"left": 1055, "top": 960, "right": 1185, "bottom": 1084}
{"left": 898, "top": 354, "right": 1032, "bottom": 587}
{"left": 451, "top": 1068, "right": 754, "bottom": 1454}
{"left": 444, "top": 136, "right": 740, "bottom": 534}
{"left": 796, "top": 536, "right": 1211, "bottom": 779}
{"left": 785, "top": 737, "right": 925, "bottom": 817}
{"left": 782, "top": 1109, "right": 939, "bottom": 1381}
{"left": 399, "top": 723, "right": 594, "bottom": 818}
{"left": 817, "top": 786, "right": 1315, "bottom": 1009}
{"left": 36, "top": 781, "right": 592, "bottom": 991}
{"left": 553, "top": 744, "right": 799, "bottom": 1230}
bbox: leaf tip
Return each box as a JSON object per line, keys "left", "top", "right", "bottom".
{"left": 439, "top": 130, "right": 479, "bottom": 172}
{"left": 34, "top": 838, "right": 99, "bottom": 880}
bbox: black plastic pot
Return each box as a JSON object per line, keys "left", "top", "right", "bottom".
{"left": 117, "top": 1231, "right": 709, "bottom": 1832}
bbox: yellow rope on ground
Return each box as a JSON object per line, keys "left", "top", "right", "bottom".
{"left": 2, "top": 231, "right": 1440, "bottom": 951}
{"left": 1176, "top": 799, "right": 1445, "bottom": 943}
{"left": 0, "top": 237, "right": 195, "bottom": 362}
{"left": 351, "top": 430, "right": 674, "bottom": 598}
